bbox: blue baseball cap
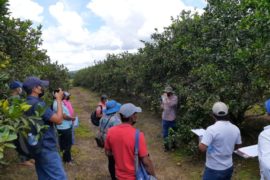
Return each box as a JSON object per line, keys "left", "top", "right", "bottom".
{"left": 23, "top": 77, "right": 49, "bottom": 93}
{"left": 104, "top": 100, "right": 121, "bottom": 115}
{"left": 265, "top": 99, "right": 270, "bottom": 114}
{"left": 9, "top": 81, "right": 22, "bottom": 90}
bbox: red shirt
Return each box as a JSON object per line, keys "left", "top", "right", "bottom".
{"left": 105, "top": 124, "right": 148, "bottom": 180}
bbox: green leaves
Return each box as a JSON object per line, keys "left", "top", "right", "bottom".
{"left": 74, "top": 0, "right": 270, "bottom": 153}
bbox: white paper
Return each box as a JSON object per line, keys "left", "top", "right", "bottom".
{"left": 191, "top": 129, "right": 206, "bottom": 137}
{"left": 235, "top": 144, "right": 258, "bottom": 158}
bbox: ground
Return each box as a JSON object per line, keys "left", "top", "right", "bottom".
{"left": 0, "top": 87, "right": 261, "bottom": 180}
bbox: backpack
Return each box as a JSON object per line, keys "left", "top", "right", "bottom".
{"left": 14, "top": 101, "right": 45, "bottom": 158}
{"left": 90, "top": 105, "right": 102, "bottom": 126}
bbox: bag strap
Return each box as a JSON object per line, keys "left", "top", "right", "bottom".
{"left": 135, "top": 129, "right": 140, "bottom": 173}
{"left": 100, "top": 115, "right": 113, "bottom": 136}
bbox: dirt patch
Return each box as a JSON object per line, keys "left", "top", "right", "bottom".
{"left": 0, "top": 87, "right": 260, "bottom": 180}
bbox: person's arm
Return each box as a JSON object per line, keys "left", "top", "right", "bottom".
{"left": 235, "top": 144, "right": 241, "bottom": 150}
{"left": 138, "top": 132, "right": 156, "bottom": 177}
{"left": 199, "top": 143, "right": 208, "bottom": 152}
{"left": 105, "top": 129, "right": 113, "bottom": 156}
{"left": 49, "top": 89, "right": 64, "bottom": 125}
{"left": 141, "top": 155, "right": 156, "bottom": 177}
{"left": 198, "top": 128, "right": 212, "bottom": 153}
{"left": 63, "top": 113, "right": 75, "bottom": 121}
{"left": 96, "top": 106, "right": 103, "bottom": 118}
{"left": 235, "top": 130, "right": 242, "bottom": 150}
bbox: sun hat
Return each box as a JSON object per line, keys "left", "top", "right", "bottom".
{"left": 104, "top": 100, "right": 121, "bottom": 115}
{"left": 212, "top": 102, "right": 228, "bottom": 116}
{"left": 163, "top": 86, "right": 174, "bottom": 93}
{"left": 23, "top": 77, "right": 49, "bottom": 93}
{"left": 9, "top": 81, "right": 22, "bottom": 90}
{"left": 119, "top": 103, "right": 142, "bottom": 118}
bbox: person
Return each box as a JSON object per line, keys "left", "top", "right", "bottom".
{"left": 258, "top": 100, "right": 270, "bottom": 180}
{"left": 160, "top": 85, "right": 178, "bottom": 151}
{"left": 9, "top": 80, "right": 23, "bottom": 99}
{"left": 96, "top": 94, "right": 107, "bottom": 119}
{"left": 105, "top": 103, "right": 156, "bottom": 180}
{"left": 63, "top": 91, "right": 76, "bottom": 145}
{"left": 199, "top": 102, "right": 242, "bottom": 180}
{"left": 53, "top": 91, "right": 75, "bottom": 165}
{"left": 9, "top": 80, "right": 35, "bottom": 166}
{"left": 258, "top": 125, "right": 270, "bottom": 180}
{"left": 99, "top": 100, "right": 121, "bottom": 180}
{"left": 23, "top": 76, "right": 67, "bottom": 180}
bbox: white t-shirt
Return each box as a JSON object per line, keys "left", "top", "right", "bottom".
{"left": 201, "top": 121, "right": 242, "bottom": 170}
{"left": 258, "top": 125, "right": 270, "bottom": 180}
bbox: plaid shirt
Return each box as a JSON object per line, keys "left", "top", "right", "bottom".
{"left": 161, "top": 94, "right": 178, "bottom": 121}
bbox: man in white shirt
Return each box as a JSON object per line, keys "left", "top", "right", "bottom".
{"left": 258, "top": 125, "right": 270, "bottom": 180}
{"left": 199, "top": 102, "right": 242, "bottom": 180}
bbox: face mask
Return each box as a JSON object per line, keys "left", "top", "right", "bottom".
{"left": 38, "top": 89, "right": 45, "bottom": 98}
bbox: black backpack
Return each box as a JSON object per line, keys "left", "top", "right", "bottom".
{"left": 15, "top": 102, "right": 45, "bottom": 158}
{"left": 90, "top": 105, "right": 102, "bottom": 126}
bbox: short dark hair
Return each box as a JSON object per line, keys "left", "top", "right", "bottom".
{"left": 120, "top": 113, "right": 130, "bottom": 122}
{"left": 101, "top": 94, "right": 107, "bottom": 100}
{"left": 214, "top": 114, "right": 230, "bottom": 121}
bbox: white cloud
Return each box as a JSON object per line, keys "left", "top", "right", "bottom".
{"left": 8, "top": 0, "right": 43, "bottom": 22}
{"left": 9, "top": 0, "right": 204, "bottom": 71}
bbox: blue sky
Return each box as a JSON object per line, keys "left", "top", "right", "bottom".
{"left": 8, "top": 0, "right": 206, "bottom": 71}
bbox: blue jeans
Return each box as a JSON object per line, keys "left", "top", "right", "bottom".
{"left": 162, "top": 120, "right": 176, "bottom": 138}
{"left": 203, "top": 166, "right": 233, "bottom": 180}
{"left": 35, "top": 150, "right": 67, "bottom": 180}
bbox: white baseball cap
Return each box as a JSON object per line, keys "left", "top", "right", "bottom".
{"left": 212, "top": 102, "right": 228, "bottom": 116}
{"left": 119, "top": 103, "right": 142, "bottom": 118}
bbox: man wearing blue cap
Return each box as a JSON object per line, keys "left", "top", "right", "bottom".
{"left": 9, "top": 80, "right": 23, "bottom": 99}
{"left": 23, "top": 77, "right": 67, "bottom": 180}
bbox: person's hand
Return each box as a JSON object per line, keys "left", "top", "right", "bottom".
{"left": 161, "top": 93, "right": 167, "bottom": 102}
{"left": 54, "top": 88, "right": 63, "bottom": 101}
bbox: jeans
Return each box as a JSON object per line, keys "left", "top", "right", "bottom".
{"left": 35, "top": 150, "right": 67, "bottom": 180}
{"left": 162, "top": 120, "right": 176, "bottom": 138}
{"left": 203, "top": 166, "right": 233, "bottom": 180}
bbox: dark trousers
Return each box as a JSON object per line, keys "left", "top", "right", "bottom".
{"left": 203, "top": 166, "right": 233, "bottom": 180}
{"left": 58, "top": 128, "right": 72, "bottom": 163}
{"left": 108, "top": 156, "right": 116, "bottom": 180}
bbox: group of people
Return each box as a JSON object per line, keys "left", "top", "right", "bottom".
{"left": 9, "top": 77, "right": 77, "bottom": 179}
{"left": 160, "top": 86, "right": 270, "bottom": 180}
{"left": 94, "top": 96, "right": 156, "bottom": 180}
{"left": 7, "top": 77, "right": 270, "bottom": 180}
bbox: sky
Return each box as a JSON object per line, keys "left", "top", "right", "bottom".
{"left": 8, "top": 0, "right": 206, "bottom": 71}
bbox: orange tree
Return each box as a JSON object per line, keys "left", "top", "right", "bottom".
{"left": 0, "top": 0, "right": 70, "bottom": 163}
{"left": 74, "top": 0, "right": 270, "bottom": 151}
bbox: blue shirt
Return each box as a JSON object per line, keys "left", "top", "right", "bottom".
{"left": 25, "top": 96, "right": 57, "bottom": 152}
{"left": 53, "top": 100, "right": 72, "bottom": 130}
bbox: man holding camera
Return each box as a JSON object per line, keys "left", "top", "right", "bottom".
{"left": 23, "top": 77, "right": 67, "bottom": 180}
{"left": 160, "top": 86, "right": 178, "bottom": 151}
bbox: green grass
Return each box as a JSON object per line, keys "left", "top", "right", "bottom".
{"left": 75, "top": 123, "right": 94, "bottom": 138}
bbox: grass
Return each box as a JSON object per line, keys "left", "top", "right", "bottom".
{"left": 75, "top": 122, "right": 94, "bottom": 139}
